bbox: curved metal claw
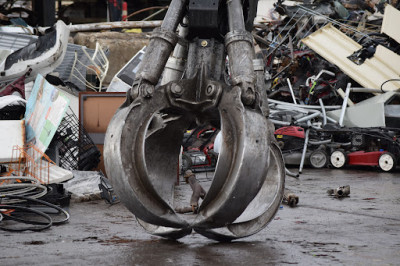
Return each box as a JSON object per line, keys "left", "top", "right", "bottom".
{"left": 136, "top": 218, "right": 193, "bottom": 240}
{"left": 192, "top": 86, "right": 271, "bottom": 229}
{"left": 104, "top": 0, "right": 285, "bottom": 241}
{"left": 194, "top": 142, "right": 285, "bottom": 241}
{"left": 105, "top": 82, "right": 284, "bottom": 241}
{"left": 104, "top": 87, "right": 191, "bottom": 230}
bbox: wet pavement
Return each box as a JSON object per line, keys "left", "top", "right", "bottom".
{"left": 1, "top": 167, "right": 400, "bottom": 265}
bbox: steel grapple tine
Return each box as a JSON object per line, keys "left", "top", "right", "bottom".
{"left": 192, "top": 87, "right": 271, "bottom": 229}
{"left": 104, "top": 88, "right": 190, "bottom": 229}
{"left": 194, "top": 141, "right": 285, "bottom": 241}
{"left": 136, "top": 218, "right": 192, "bottom": 240}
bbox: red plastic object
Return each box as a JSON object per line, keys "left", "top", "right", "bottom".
{"left": 122, "top": 1, "right": 128, "bottom": 21}
{"left": 274, "top": 126, "right": 305, "bottom": 139}
{"left": 0, "top": 72, "right": 27, "bottom": 98}
{"left": 347, "top": 151, "right": 385, "bottom": 166}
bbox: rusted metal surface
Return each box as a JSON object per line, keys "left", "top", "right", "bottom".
{"left": 68, "top": 20, "right": 163, "bottom": 33}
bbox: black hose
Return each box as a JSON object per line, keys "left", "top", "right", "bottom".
{"left": 0, "top": 205, "right": 52, "bottom": 232}
{"left": 380, "top": 79, "right": 400, "bottom": 93}
{"left": 0, "top": 195, "right": 70, "bottom": 225}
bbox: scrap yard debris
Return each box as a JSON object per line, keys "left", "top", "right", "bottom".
{"left": 252, "top": 1, "right": 400, "bottom": 174}
{"left": 0, "top": 0, "right": 399, "bottom": 235}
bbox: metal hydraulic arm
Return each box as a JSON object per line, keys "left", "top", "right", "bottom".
{"left": 104, "top": 0, "right": 285, "bottom": 241}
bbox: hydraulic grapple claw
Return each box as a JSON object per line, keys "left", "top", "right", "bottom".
{"left": 104, "top": 0, "right": 285, "bottom": 241}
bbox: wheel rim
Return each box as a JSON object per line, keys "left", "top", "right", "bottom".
{"left": 379, "top": 153, "right": 394, "bottom": 172}
{"left": 331, "top": 151, "right": 346, "bottom": 168}
{"left": 310, "top": 151, "right": 327, "bottom": 168}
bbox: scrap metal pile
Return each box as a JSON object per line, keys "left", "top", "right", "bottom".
{"left": 253, "top": 0, "right": 400, "bottom": 173}
{"left": 0, "top": 0, "right": 399, "bottom": 241}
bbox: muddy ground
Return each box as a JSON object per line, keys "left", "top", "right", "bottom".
{"left": 1, "top": 167, "right": 399, "bottom": 265}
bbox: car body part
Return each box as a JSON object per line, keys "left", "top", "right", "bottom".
{"left": 0, "top": 31, "right": 98, "bottom": 91}
{"left": 104, "top": 0, "right": 284, "bottom": 241}
{"left": 0, "top": 20, "right": 70, "bottom": 85}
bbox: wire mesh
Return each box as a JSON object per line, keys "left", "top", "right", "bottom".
{"left": 68, "top": 42, "right": 109, "bottom": 92}
{"left": 6, "top": 143, "right": 55, "bottom": 184}
{"left": 54, "top": 109, "right": 101, "bottom": 171}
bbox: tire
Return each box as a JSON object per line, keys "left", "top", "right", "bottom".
{"left": 378, "top": 152, "right": 396, "bottom": 172}
{"left": 310, "top": 150, "right": 328, "bottom": 168}
{"left": 330, "top": 150, "right": 347, "bottom": 168}
{"left": 181, "top": 153, "right": 192, "bottom": 172}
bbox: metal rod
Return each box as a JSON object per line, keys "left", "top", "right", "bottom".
{"left": 285, "top": 168, "right": 299, "bottom": 178}
{"left": 295, "top": 111, "right": 321, "bottom": 124}
{"left": 339, "top": 83, "right": 352, "bottom": 127}
{"left": 326, "top": 116, "right": 338, "bottom": 124}
{"left": 299, "top": 128, "right": 310, "bottom": 174}
{"left": 337, "top": 88, "right": 355, "bottom": 106}
{"left": 308, "top": 139, "right": 331, "bottom": 145}
{"left": 143, "top": 8, "right": 167, "bottom": 21}
{"left": 319, "top": 98, "right": 327, "bottom": 126}
{"left": 268, "top": 99, "right": 341, "bottom": 110}
{"left": 351, "top": 87, "right": 383, "bottom": 93}
{"left": 67, "top": 21, "right": 162, "bottom": 32}
{"left": 287, "top": 78, "right": 297, "bottom": 105}
{"left": 269, "top": 119, "right": 291, "bottom": 126}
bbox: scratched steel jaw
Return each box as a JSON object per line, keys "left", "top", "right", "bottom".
{"left": 104, "top": 0, "right": 285, "bottom": 241}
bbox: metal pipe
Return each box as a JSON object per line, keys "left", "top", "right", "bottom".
{"left": 161, "top": 17, "right": 189, "bottom": 85}
{"left": 308, "top": 139, "right": 331, "bottom": 145}
{"left": 134, "top": 1, "right": 186, "bottom": 86}
{"left": 295, "top": 111, "right": 321, "bottom": 123}
{"left": 339, "top": 83, "right": 351, "bottom": 127}
{"left": 318, "top": 98, "right": 327, "bottom": 126}
{"left": 337, "top": 88, "right": 355, "bottom": 106}
{"left": 351, "top": 87, "right": 383, "bottom": 93}
{"left": 161, "top": 0, "right": 186, "bottom": 31}
{"left": 285, "top": 168, "right": 299, "bottom": 178}
{"left": 275, "top": 105, "right": 309, "bottom": 114}
{"left": 326, "top": 116, "right": 338, "bottom": 124}
{"left": 269, "top": 119, "right": 291, "bottom": 126}
{"left": 227, "top": 0, "right": 245, "bottom": 31}
{"left": 268, "top": 99, "right": 341, "bottom": 110}
{"left": 299, "top": 128, "right": 310, "bottom": 174}
{"left": 67, "top": 21, "right": 163, "bottom": 32}
{"left": 225, "top": 0, "right": 256, "bottom": 105}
